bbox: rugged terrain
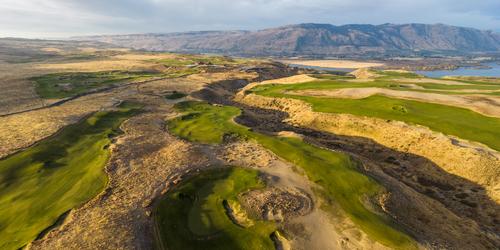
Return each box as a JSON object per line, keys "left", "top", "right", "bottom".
{"left": 0, "top": 39, "right": 499, "bottom": 250}
{"left": 78, "top": 23, "right": 500, "bottom": 57}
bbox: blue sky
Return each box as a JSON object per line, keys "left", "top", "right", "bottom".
{"left": 1, "top": 0, "right": 499, "bottom": 38}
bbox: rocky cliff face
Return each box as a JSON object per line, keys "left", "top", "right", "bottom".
{"left": 78, "top": 23, "right": 500, "bottom": 56}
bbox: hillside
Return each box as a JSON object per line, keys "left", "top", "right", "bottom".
{"left": 77, "top": 23, "right": 500, "bottom": 57}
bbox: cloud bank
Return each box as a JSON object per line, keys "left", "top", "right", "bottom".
{"left": 1, "top": 0, "right": 499, "bottom": 38}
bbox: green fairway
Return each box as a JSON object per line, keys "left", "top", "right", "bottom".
{"left": 167, "top": 101, "right": 416, "bottom": 249}
{"left": 155, "top": 167, "right": 276, "bottom": 250}
{"left": 248, "top": 76, "right": 500, "bottom": 97}
{"left": 31, "top": 71, "right": 160, "bottom": 99}
{"left": 0, "top": 102, "right": 141, "bottom": 250}
{"left": 251, "top": 82, "right": 500, "bottom": 151}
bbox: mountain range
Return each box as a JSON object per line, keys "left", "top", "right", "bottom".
{"left": 77, "top": 23, "right": 500, "bottom": 57}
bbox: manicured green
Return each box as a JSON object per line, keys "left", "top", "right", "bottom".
{"left": 252, "top": 82, "right": 500, "bottom": 151}
{"left": 168, "top": 101, "right": 248, "bottom": 144}
{"left": 155, "top": 167, "right": 276, "bottom": 250}
{"left": 167, "top": 101, "right": 417, "bottom": 249}
{"left": 32, "top": 71, "right": 160, "bottom": 99}
{"left": 0, "top": 102, "right": 141, "bottom": 250}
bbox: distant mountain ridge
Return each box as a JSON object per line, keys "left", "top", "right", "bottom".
{"left": 77, "top": 23, "right": 500, "bottom": 57}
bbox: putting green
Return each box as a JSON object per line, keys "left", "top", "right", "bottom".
{"left": 154, "top": 167, "right": 276, "bottom": 250}
{"left": 167, "top": 101, "right": 416, "bottom": 249}
{"left": 0, "top": 102, "right": 141, "bottom": 250}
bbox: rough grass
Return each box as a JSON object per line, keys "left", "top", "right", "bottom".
{"left": 167, "top": 101, "right": 417, "bottom": 249}
{"left": 31, "top": 71, "right": 159, "bottom": 99}
{"left": 154, "top": 167, "right": 276, "bottom": 250}
{"left": 0, "top": 102, "right": 141, "bottom": 250}
{"left": 252, "top": 82, "right": 500, "bottom": 151}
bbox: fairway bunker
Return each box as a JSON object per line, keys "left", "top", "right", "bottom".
{"left": 240, "top": 188, "right": 313, "bottom": 221}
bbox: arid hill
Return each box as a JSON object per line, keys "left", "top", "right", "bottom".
{"left": 77, "top": 23, "right": 500, "bottom": 57}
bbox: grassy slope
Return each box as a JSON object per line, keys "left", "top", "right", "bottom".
{"left": 0, "top": 102, "right": 141, "bottom": 250}
{"left": 167, "top": 101, "right": 416, "bottom": 249}
{"left": 155, "top": 167, "right": 276, "bottom": 250}
{"left": 251, "top": 80, "right": 500, "bottom": 152}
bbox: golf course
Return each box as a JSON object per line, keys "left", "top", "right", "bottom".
{"left": 165, "top": 101, "right": 417, "bottom": 249}
{"left": 0, "top": 102, "right": 141, "bottom": 250}
{"left": 248, "top": 73, "right": 500, "bottom": 151}
{"left": 154, "top": 167, "right": 277, "bottom": 250}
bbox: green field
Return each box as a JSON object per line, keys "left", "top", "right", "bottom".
{"left": 31, "top": 71, "right": 160, "bottom": 99}
{"left": 250, "top": 80, "right": 500, "bottom": 151}
{"left": 155, "top": 167, "right": 276, "bottom": 250}
{"left": 167, "top": 101, "right": 416, "bottom": 249}
{"left": 0, "top": 102, "right": 141, "bottom": 250}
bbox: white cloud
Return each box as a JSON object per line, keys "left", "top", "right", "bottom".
{"left": 0, "top": 0, "right": 498, "bottom": 38}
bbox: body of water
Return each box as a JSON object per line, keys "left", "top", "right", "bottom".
{"left": 416, "top": 63, "right": 500, "bottom": 78}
